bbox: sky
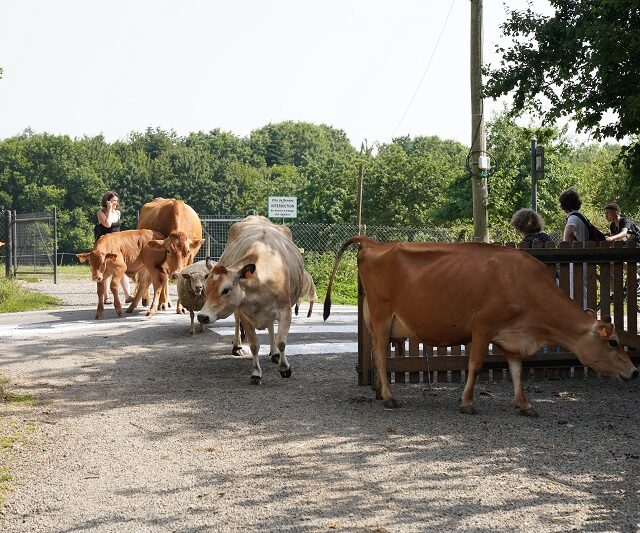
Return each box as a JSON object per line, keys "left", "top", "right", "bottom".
{"left": 0, "top": 0, "right": 549, "bottom": 148}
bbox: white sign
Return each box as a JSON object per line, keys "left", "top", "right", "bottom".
{"left": 268, "top": 196, "right": 297, "bottom": 218}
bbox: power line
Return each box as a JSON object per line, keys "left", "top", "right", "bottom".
{"left": 390, "top": 0, "right": 457, "bottom": 139}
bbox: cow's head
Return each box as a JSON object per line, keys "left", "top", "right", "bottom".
{"left": 197, "top": 255, "right": 256, "bottom": 324}
{"left": 146, "top": 232, "right": 204, "bottom": 280}
{"left": 576, "top": 310, "right": 639, "bottom": 381}
{"left": 76, "top": 251, "right": 118, "bottom": 282}
{"left": 182, "top": 270, "right": 209, "bottom": 296}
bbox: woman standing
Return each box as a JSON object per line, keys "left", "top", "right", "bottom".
{"left": 95, "top": 191, "right": 132, "bottom": 304}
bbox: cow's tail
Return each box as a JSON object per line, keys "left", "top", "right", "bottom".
{"left": 323, "top": 236, "right": 378, "bottom": 321}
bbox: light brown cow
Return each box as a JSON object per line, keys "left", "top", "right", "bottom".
{"left": 295, "top": 270, "right": 317, "bottom": 318}
{"left": 197, "top": 216, "right": 305, "bottom": 384}
{"left": 136, "top": 197, "right": 203, "bottom": 311}
{"left": 226, "top": 215, "right": 293, "bottom": 360}
{"left": 126, "top": 231, "right": 204, "bottom": 317}
{"left": 76, "top": 230, "right": 162, "bottom": 319}
{"left": 324, "top": 237, "right": 638, "bottom": 415}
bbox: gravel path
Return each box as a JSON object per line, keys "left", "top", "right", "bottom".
{"left": 0, "top": 279, "right": 639, "bottom": 532}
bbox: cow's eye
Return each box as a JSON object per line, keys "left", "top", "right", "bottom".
{"left": 221, "top": 287, "right": 230, "bottom": 296}
{"left": 608, "top": 339, "right": 619, "bottom": 348}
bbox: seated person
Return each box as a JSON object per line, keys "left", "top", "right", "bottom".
{"left": 510, "top": 208, "right": 555, "bottom": 247}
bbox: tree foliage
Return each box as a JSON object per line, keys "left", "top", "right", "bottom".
{"left": 484, "top": 0, "right": 640, "bottom": 178}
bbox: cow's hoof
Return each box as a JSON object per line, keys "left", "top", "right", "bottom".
{"left": 382, "top": 399, "right": 399, "bottom": 409}
{"left": 519, "top": 407, "right": 539, "bottom": 418}
{"left": 270, "top": 353, "right": 280, "bottom": 364}
{"left": 95, "top": 315, "right": 102, "bottom": 320}
{"left": 190, "top": 330, "right": 195, "bottom": 336}
{"left": 250, "top": 375, "right": 262, "bottom": 385}
{"left": 232, "top": 346, "right": 244, "bottom": 357}
{"left": 116, "top": 309, "right": 124, "bottom": 317}
{"left": 125, "top": 307, "right": 134, "bottom": 314}
{"left": 459, "top": 405, "right": 478, "bottom": 415}
{"left": 145, "top": 311, "right": 156, "bottom": 317}
{"left": 279, "top": 368, "right": 292, "bottom": 378}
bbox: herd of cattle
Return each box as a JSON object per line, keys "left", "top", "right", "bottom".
{"left": 76, "top": 198, "right": 639, "bottom": 415}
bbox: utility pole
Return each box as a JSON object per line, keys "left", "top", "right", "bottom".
{"left": 470, "top": 0, "right": 489, "bottom": 242}
{"left": 531, "top": 138, "right": 538, "bottom": 212}
{"left": 356, "top": 162, "right": 364, "bottom": 235}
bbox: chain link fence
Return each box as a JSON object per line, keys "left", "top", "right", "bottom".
{"left": 196, "top": 217, "right": 458, "bottom": 261}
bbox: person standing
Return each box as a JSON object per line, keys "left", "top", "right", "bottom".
{"left": 510, "top": 208, "right": 555, "bottom": 247}
{"left": 95, "top": 191, "right": 132, "bottom": 304}
{"left": 559, "top": 188, "right": 589, "bottom": 244}
{"left": 604, "top": 203, "right": 639, "bottom": 244}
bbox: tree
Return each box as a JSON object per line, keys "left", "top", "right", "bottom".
{"left": 484, "top": 1, "right": 640, "bottom": 178}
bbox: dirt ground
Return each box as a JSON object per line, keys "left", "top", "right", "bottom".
{"left": 0, "top": 279, "right": 639, "bottom": 532}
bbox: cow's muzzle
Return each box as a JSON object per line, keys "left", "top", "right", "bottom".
{"left": 622, "top": 368, "right": 639, "bottom": 382}
{"left": 197, "top": 313, "right": 210, "bottom": 324}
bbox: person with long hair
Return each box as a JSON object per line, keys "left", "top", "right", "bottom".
{"left": 95, "top": 191, "right": 132, "bottom": 304}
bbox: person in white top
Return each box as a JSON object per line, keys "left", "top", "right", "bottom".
{"left": 95, "top": 191, "right": 132, "bottom": 304}
{"left": 559, "top": 188, "right": 589, "bottom": 244}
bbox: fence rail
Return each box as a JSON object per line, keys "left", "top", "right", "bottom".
{"left": 358, "top": 240, "right": 640, "bottom": 386}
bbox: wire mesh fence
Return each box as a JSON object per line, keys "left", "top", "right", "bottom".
{"left": 196, "top": 216, "right": 458, "bottom": 260}
{"left": 4, "top": 210, "right": 57, "bottom": 280}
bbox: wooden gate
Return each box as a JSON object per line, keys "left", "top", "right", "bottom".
{"left": 357, "top": 241, "right": 640, "bottom": 386}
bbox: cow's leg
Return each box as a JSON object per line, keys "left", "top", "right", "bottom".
{"left": 189, "top": 309, "right": 195, "bottom": 335}
{"left": 273, "top": 307, "right": 293, "bottom": 378}
{"left": 126, "top": 273, "right": 148, "bottom": 313}
{"left": 146, "top": 273, "right": 166, "bottom": 317}
{"left": 307, "top": 300, "right": 314, "bottom": 318}
{"left": 267, "top": 322, "right": 279, "bottom": 363}
{"left": 505, "top": 355, "right": 538, "bottom": 417}
{"left": 96, "top": 281, "right": 105, "bottom": 320}
{"left": 242, "top": 319, "right": 262, "bottom": 385}
{"left": 459, "top": 336, "right": 490, "bottom": 415}
{"left": 232, "top": 312, "right": 245, "bottom": 356}
{"left": 110, "top": 270, "right": 124, "bottom": 317}
{"left": 371, "top": 329, "right": 395, "bottom": 408}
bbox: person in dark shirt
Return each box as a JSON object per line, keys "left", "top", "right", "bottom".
{"left": 604, "top": 203, "right": 639, "bottom": 243}
{"left": 94, "top": 191, "right": 132, "bottom": 304}
{"left": 510, "top": 208, "right": 555, "bottom": 247}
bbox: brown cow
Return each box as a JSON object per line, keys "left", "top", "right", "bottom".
{"left": 197, "top": 216, "right": 305, "bottom": 384}
{"left": 136, "top": 198, "right": 203, "bottom": 310}
{"left": 76, "top": 230, "right": 162, "bottom": 319}
{"left": 324, "top": 237, "right": 638, "bottom": 415}
{"left": 294, "top": 270, "right": 318, "bottom": 318}
{"left": 126, "top": 231, "right": 203, "bottom": 317}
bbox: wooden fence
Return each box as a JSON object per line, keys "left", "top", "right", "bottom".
{"left": 357, "top": 241, "right": 640, "bottom": 386}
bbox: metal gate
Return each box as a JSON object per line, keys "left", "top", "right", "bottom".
{"left": 196, "top": 216, "right": 243, "bottom": 262}
{"left": 4, "top": 209, "right": 58, "bottom": 283}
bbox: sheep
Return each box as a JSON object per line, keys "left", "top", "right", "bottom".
{"left": 294, "top": 270, "right": 318, "bottom": 318}
{"left": 177, "top": 260, "right": 210, "bottom": 334}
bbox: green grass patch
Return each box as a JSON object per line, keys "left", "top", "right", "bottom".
{"left": 304, "top": 251, "right": 358, "bottom": 306}
{"left": 0, "top": 275, "right": 61, "bottom": 313}
{"left": 15, "top": 263, "right": 92, "bottom": 283}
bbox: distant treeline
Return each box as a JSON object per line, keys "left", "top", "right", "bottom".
{"left": 0, "top": 115, "right": 637, "bottom": 252}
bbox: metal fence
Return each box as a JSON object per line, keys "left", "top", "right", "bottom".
{"left": 196, "top": 217, "right": 457, "bottom": 261}
{"left": 4, "top": 210, "right": 58, "bottom": 282}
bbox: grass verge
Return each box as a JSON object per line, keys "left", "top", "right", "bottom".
{"left": 0, "top": 275, "right": 61, "bottom": 313}
{"left": 304, "top": 251, "right": 358, "bottom": 306}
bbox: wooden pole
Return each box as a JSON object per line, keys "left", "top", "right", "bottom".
{"left": 470, "top": 0, "right": 489, "bottom": 242}
{"left": 356, "top": 162, "right": 364, "bottom": 235}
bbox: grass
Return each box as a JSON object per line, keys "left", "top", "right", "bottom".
{"left": 0, "top": 274, "right": 61, "bottom": 313}
{"left": 15, "top": 263, "right": 92, "bottom": 282}
{"left": 0, "top": 376, "right": 37, "bottom": 510}
{"left": 304, "top": 251, "right": 358, "bottom": 306}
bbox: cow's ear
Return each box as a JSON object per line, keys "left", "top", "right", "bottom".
{"left": 182, "top": 273, "right": 191, "bottom": 280}
{"left": 105, "top": 253, "right": 118, "bottom": 262}
{"left": 593, "top": 322, "right": 613, "bottom": 337}
{"left": 206, "top": 256, "right": 216, "bottom": 271}
{"left": 601, "top": 315, "right": 612, "bottom": 323}
{"left": 146, "top": 240, "right": 165, "bottom": 250}
{"left": 190, "top": 238, "right": 204, "bottom": 250}
{"left": 76, "top": 253, "right": 89, "bottom": 263}
{"left": 585, "top": 308, "right": 598, "bottom": 319}
{"left": 239, "top": 264, "right": 256, "bottom": 280}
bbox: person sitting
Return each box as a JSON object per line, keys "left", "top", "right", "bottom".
{"left": 95, "top": 191, "right": 132, "bottom": 304}
{"left": 604, "top": 203, "right": 640, "bottom": 244}
{"left": 510, "top": 208, "right": 555, "bottom": 247}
